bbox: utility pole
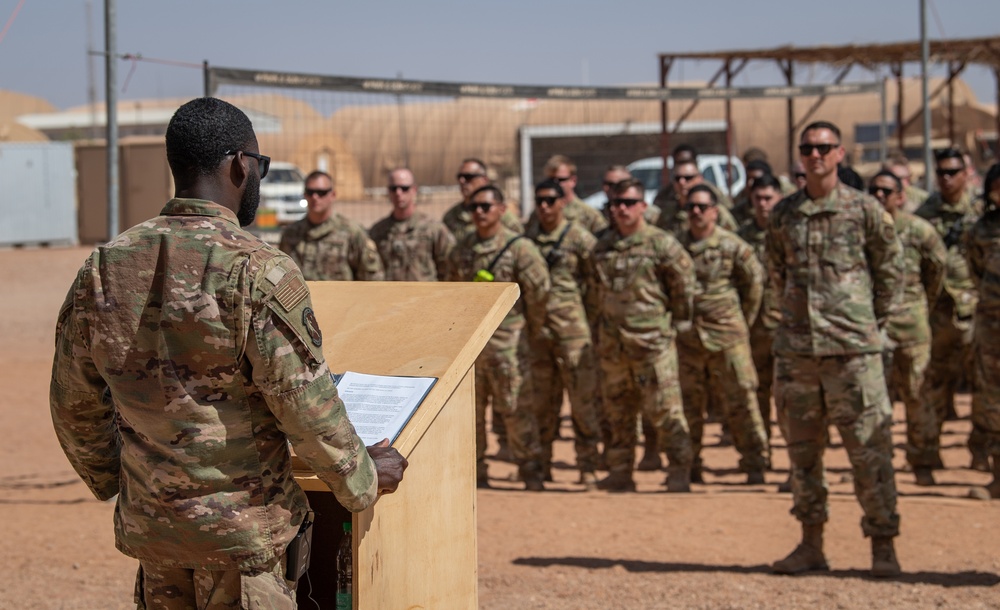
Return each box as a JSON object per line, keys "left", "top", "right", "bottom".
{"left": 920, "top": 0, "right": 934, "bottom": 191}
{"left": 105, "top": 0, "right": 118, "bottom": 238}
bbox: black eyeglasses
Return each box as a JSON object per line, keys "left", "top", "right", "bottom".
{"left": 535, "top": 196, "right": 559, "bottom": 207}
{"left": 470, "top": 202, "right": 495, "bottom": 213}
{"left": 868, "top": 186, "right": 898, "bottom": 197}
{"left": 610, "top": 198, "right": 643, "bottom": 208}
{"left": 798, "top": 143, "right": 839, "bottom": 156}
{"left": 457, "top": 172, "right": 486, "bottom": 182}
{"left": 225, "top": 150, "right": 270, "bottom": 179}
{"left": 304, "top": 188, "right": 332, "bottom": 198}
{"left": 685, "top": 203, "right": 715, "bottom": 213}
{"left": 794, "top": 172, "right": 807, "bottom": 180}
{"left": 936, "top": 168, "right": 963, "bottom": 178}
{"left": 602, "top": 180, "right": 619, "bottom": 188}
{"left": 673, "top": 174, "right": 699, "bottom": 183}
{"left": 388, "top": 185, "right": 413, "bottom": 192}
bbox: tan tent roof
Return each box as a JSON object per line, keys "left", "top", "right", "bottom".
{"left": 0, "top": 90, "right": 56, "bottom": 142}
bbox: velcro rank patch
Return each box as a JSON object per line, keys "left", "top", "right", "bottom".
{"left": 273, "top": 275, "right": 309, "bottom": 312}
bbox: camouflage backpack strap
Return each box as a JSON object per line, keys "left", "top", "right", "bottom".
{"left": 487, "top": 235, "right": 524, "bottom": 274}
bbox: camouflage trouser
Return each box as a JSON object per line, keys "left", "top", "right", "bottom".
{"left": 972, "top": 315, "right": 1000, "bottom": 459}
{"left": 598, "top": 343, "right": 692, "bottom": 477}
{"left": 774, "top": 352, "right": 900, "bottom": 538}
{"left": 135, "top": 556, "right": 295, "bottom": 610}
{"left": 678, "top": 338, "right": 768, "bottom": 472}
{"left": 888, "top": 342, "right": 940, "bottom": 467}
{"left": 926, "top": 306, "right": 975, "bottom": 417}
{"left": 749, "top": 323, "right": 776, "bottom": 441}
{"left": 527, "top": 335, "right": 601, "bottom": 473}
{"left": 475, "top": 331, "right": 543, "bottom": 477}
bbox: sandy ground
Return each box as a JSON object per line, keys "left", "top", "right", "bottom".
{"left": 1, "top": 245, "right": 998, "bottom": 609}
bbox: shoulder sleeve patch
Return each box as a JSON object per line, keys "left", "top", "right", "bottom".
{"left": 273, "top": 274, "right": 309, "bottom": 312}
{"left": 301, "top": 307, "right": 323, "bottom": 347}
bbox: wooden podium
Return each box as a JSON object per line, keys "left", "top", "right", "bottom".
{"left": 293, "top": 281, "right": 518, "bottom": 610}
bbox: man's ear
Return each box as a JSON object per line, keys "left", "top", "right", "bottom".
{"left": 229, "top": 151, "right": 248, "bottom": 187}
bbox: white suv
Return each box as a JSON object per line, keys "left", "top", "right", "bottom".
{"left": 261, "top": 162, "right": 307, "bottom": 224}
{"left": 583, "top": 154, "right": 746, "bottom": 209}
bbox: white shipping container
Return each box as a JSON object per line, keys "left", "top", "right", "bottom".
{"left": 0, "top": 143, "right": 77, "bottom": 246}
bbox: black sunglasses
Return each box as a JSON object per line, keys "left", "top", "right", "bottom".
{"left": 304, "top": 188, "right": 332, "bottom": 198}
{"left": 936, "top": 168, "right": 963, "bottom": 178}
{"left": 794, "top": 172, "right": 807, "bottom": 179}
{"left": 225, "top": 150, "right": 270, "bottom": 179}
{"left": 535, "top": 196, "right": 559, "bottom": 207}
{"left": 868, "top": 186, "right": 898, "bottom": 197}
{"left": 470, "top": 202, "right": 495, "bottom": 213}
{"left": 457, "top": 172, "right": 486, "bottom": 182}
{"left": 798, "top": 143, "right": 838, "bottom": 156}
{"left": 685, "top": 203, "right": 715, "bottom": 213}
{"left": 610, "top": 198, "right": 643, "bottom": 208}
{"left": 553, "top": 175, "right": 574, "bottom": 183}
{"left": 388, "top": 185, "right": 413, "bottom": 192}
{"left": 673, "top": 174, "right": 699, "bottom": 183}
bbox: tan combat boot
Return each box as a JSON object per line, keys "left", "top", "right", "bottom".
{"left": 913, "top": 466, "right": 935, "bottom": 486}
{"left": 596, "top": 471, "right": 636, "bottom": 493}
{"left": 871, "top": 536, "right": 901, "bottom": 577}
{"left": 772, "top": 524, "right": 829, "bottom": 575}
{"left": 968, "top": 455, "right": 1000, "bottom": 500}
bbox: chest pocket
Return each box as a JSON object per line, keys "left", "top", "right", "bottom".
{"left": 697, "top": 248, "right": 732, "bottom": 285}
{"left": 820, "top": 215, "right": 864, "bottom": 272}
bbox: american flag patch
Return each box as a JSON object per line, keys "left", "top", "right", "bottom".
{"left": 273, "top": 275, "right": 309, "bottom": 312}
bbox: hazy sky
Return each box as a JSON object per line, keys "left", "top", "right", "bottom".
{"left": 1, "top": 0, "right": 997, "bottom": 110}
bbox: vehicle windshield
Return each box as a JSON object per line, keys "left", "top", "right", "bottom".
{"left": 263, "top": 167, "right": 304, "bottom": 184}
{"left": 630, "top": 168, "right": 662, "bottom": 193}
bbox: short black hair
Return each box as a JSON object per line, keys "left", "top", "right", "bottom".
{"left": 672, "top": 143, "right": 697, "bottom": 159}
{"left": 470, "top": 184, "right": 504, "bottom": 204}
{"left": 801, "top": 120, "right": 841, "bottom": 142}
{"left": 535, "top": 179, "right": 564, "bottom": 198}
{"left": 869, "top": 170, "right": 903, "bottom": 192}
{"left": 985, "top": 163, "right": 1000, "bottom": 191}
{"left": 687, "top": 184, "right": 718, "bottom": 204}
{"left": 166, "top": 97, "right": 256, "bottom": 181}
{"left": 746, "top": 159, "right": 773, "bottom": 174}
{"left": 750, "top": 174, "right": 782, "bottom": 192}
{"left": 934, "top": 147, "right": 965, "bottom": 165}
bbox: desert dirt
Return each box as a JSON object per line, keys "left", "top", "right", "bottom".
{"left": 2, "top": 245, "right": 998, "bottom": 609}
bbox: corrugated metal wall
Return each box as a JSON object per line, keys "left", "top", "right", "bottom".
{"left": 0, "top": 143, "right": 77, "bottom": 246}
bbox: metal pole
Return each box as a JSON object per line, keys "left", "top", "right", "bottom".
{"left": 203, "top": 60, "right": 210, "bottom": 97}
{"left": 85, "top": 0, "right": 98, "bottom": 139}
{"left": 783, "top": 60, "right": 795, "bottom": 173}
{"left": 659, "top": 57, "right": 672, "bottom": 189}
{"left": 920, "top": 0, "right": 934, "bottom": 192}
{"left": 879, "top": 76, "right": 888, "bottom": 164}
{"left": 105, "top": 0, "right": 119, "bottom": 239}
{"left": 725, "top": 60, "right": 733, "bottom": 193}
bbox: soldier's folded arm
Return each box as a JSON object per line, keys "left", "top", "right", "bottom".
{"left": 735, "top": 242, "right": 764, "bottom": 326}
{"left": 48, "top": 272, "right": 121, "bottom": 501}
{"left": 865, "top": 200, "right": 904, "bottom": 325}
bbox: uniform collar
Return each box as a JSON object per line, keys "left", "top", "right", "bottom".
{"left": 160, "top": 198, "right": 240, "bottom": 225}
{"left": 684, "top": 226, "right": 721, "bottom": 253}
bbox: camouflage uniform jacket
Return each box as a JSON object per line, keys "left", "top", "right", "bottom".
{"left": 737, "top": 220, "right": 782, "bottom": 331}
{"left": 914, "top": 191, "right": 981, "bottom": 319}
{"left": 526, "top": 198, "right": 608, "bottom": 237}
{"left": 448, "top": 226, "right": 550, "bottom": 346}
{"left": 652, "top": 191, "right": 740, "bottom": 240}
{"left": 586, "top": 223, "right": 696, "bottom": 358}
{"left": 885, "top": 212, "right": 947, "bottom": 347}
{"left": 678, "top": 227, "right": 763, "bottom": 352}
{"left": 49, "top": 199, "right": 377, "bottom": 571}
{"left": 525, "top": 218, "right": 596, "bottom": 342}
{"left": 766, "top": 183, "right": 902, "bottom": 357}
{"left": 279, "top": 212, "right": 385, "bottom": 281}
{"left": 966, "top": 209, "right": 1000, "bottom": 315}
{"left": 442, "top": 201, "right": 524, "bottom": 243}
{"left": 368, "top": 211, "right": 455, "bottom": 281}
{"left": 902, "top": 183, "right": 930, "bottom": 214}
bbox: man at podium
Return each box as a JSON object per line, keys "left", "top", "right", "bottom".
{"left": 49, "top": 98, "right": 407, "bottom": 608}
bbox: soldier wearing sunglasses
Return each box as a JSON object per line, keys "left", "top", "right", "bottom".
{"left": 914, "top": 148, "right": 987, "bottom": 470}
{"left": 523, "top": 180, "right": 602, "bottom": 488}
{"left": 442, "top": 158, "right": 523, "bottom": 243}
{"left": 531, "top": 154, "right": 608, "bottom": 236}
{"left": 584, "top": 178, "right": 697, "bottom": 493}
{"left": 767, "top": 120, "right": 902, "bottom": 578}
{"left": 965, "top": 162, "right": 1000, "bottom": 500}
{"left": 869, "top": 170, "right": 946, "bottom": 487}
{"left": 279, "top": 170, "right": 385, "bottom": 281}
{"left": 653, "top": 159, "right": 740, "bottom": 240}
{"left": 369, "top": 168, "right": 454, "bottom": 281}
{"left": 675, "top": 184, "right": 768, "bottom": 486}
{"left": 447, "top": 185, "right": 550, "bottom": 491}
